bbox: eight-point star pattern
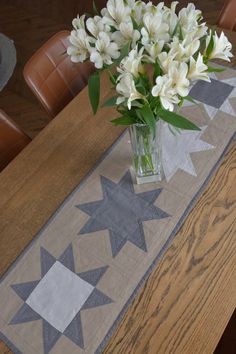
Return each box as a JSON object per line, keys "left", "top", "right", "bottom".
{"left": 162, "top": 124, "right": 214, "bottom": 182}
{"left": 10, "top": 245, "right": 113, "bottom": 354}
{"left": 76, "top": 170, "right": 170, "bottom": 257}
{"left": 188, "top": 72, "right": 236, "bottom": 119}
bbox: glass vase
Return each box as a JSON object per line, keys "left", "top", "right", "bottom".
{"left": 129, "top": 120, "right": 162, "bottom": 184}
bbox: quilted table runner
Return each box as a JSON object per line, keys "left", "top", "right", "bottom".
{"left": 1, "top": 64, "right": 236, "bottom": 354}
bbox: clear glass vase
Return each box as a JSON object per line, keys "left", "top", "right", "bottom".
{"left": 129, "top": 120, "right": 162, "bottom": 184}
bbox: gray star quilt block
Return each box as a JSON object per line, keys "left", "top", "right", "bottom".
{"left": 9, "top": 245, "right": 113, "bottom": 354}
{"left": 190, "top": 78, "right": 234, "bottom": 108}
{"left": 76, "top": 171, "right": 170, "bottom": 257}
{"left": 187, "top": 71, "right": 236, "bottom": 120}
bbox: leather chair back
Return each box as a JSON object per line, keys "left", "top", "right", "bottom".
{"left": 0, "top": 110, "right": 31, "bottom": 172}
{"left": 23, "top": 31, "right": 95, "bottom": 118}
{"left": 217, "top": 0, "right": 236, "bottom": 31}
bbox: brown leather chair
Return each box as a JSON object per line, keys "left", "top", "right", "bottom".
{"left": 217, "top": 0, "right": 236, "bottom": 31}
{"left": 23, "top": 31, "right": 95, "bottom": 118}
{"left": 0, "top": 109, "right": 31, "bottom": 172}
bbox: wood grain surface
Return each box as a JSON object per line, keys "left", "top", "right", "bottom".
{"left": 0, "top": 28, "right": 236, "bottom": 354}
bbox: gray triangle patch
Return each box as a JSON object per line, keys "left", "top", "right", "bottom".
{"left": 59, "top": 244, "right": 75, "bottom": 272}
{"left": 76, "top": 200, "right": 102, "bottom": 216}
{"left": 9, "top": 303, "right": 41, "bottom": 324}
{"left": 109, "top": 230, "right": 127, "bottom": 257}
{"left": 43, "top": 320, "right": 61, "bottom": 354}
{"left": 11, "top": 281, "right": 40, "bottom": 301}
{"left": 137, "top": 188, "right": 163, "bottom": 204}
{"left": 118, "top": 170, "right": 134, "bottom": 193}
{"left": 40, "top": 248, "right": 56, "bottom": 277}
{"left": 63, "top": 312, "right": 84, "bottom": 349}
{"left": 82, "top": 288, "right": 113, "bottom": 310}
{"left": 79, "top": 217, "right": 106, "bottom": 235}
{"left": 78, "top": 266, "right": 108, "bottom": 286}
{"left": 129, "top": 223, "right": 147, "bottom": 252}
{"left": 100, "top": 175, "right": 117, "bottom": 198}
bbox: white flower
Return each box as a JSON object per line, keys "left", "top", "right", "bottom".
{"left": 178, "top": 3, "right": 202, "bottom": 36}
{"left": 144, "top": 40, "right": 165, "bottom": 63}
{"left": 67, "top": 29, "right": 92, "bottom": 63}
{"left": 106, "top": 0, "right": 131, "bottom": 25}
{"left": 90, "top": 32, "right": 120, "bottom": 69}
{"left": 72, "top": 14, "right": 86, "bottom": 30}
{"left": 168, "top": 61, "right": 190, "bottom": 97}
{"left": 152, "top": 75, "right": 179, "bottom": 111}
{"left": 86, "top": 16, "right": 110, "bottom": 38}
{"left": 168, "top": 38, "right": 185, "bottom": 61}
{"left": 183, "top": 37, "right": 200, "bottom": 58}
{"left": 130, "top": 0, "right": 146, "bottom": 25}
{"left": 163, "top": 1, "right": 179, "bottom": 36}
{"left": 141, "top": 12, "right": 169, "bottom": 45}
{"left": 206, "top": 31, "right": 233, "bottom": 62}
{"left": 145, "top": 2, "right": 165, "bottom": 14}
{"left": 158, "top": 51, "right": 177, "bottom": 74}
{"left": 169, "top": 36, "right": 200, "bottom": 62}
{"left": 188, "top": 54, "right": 210, "bottom": 82}
{"left": 112, "top": 21, "right": 140, "bottom": 48}
{"left": 191, "top": 23, "right": 208, "bottom": 40}
{"left": 116, "top": 73, "right": 144, "bottom": 109}
{"left": 118, "top": 47, "right": 144, "bottom": 77}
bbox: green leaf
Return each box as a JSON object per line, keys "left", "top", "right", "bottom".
{"left": 158, "top": 109, "right": 201, "bottom": 131}
{"left": 109, "top": 25, "right": 117, "bottom": 33}
{"left": 172, "top": 21, "right": 180, "bottom": 37}
{"left": 141, "top": 104, "right": 156, "bottom": 136}
{"left": 131, "top": 16, "right": 139, "bottom": 30}
{"left": 92, "top": 0, "right": 99, "bottom": 15}
{"left": 88, "top": 71, "right": 100, "bottom": 114}
{"left": 110, "top": 42, "right": 130, "bottom": 67}
{"left": 101, "top": 95, "right": 118, "bottom": 107}
{"left": 153, "top": 60, "right": 161, "bottom": 83}
{"left": 179, "top": 26, "right": 184, "bottom": 41}
{"left": 119, "top": 42, "right": 130, "bottom": 61}
{"left": 184, "top": 95, "right": 198, "bottom": 105}
{"left": 135, "top": 84, "right": 146, "bottom": 95}
{"left": 206, "top": 66, "right": 225, "bottom": 73}
{"left": 206, "top": 32, "right": 214, "bottom": 58}
{"left": 111, "top": 116, "right": 136, "bottom": 125}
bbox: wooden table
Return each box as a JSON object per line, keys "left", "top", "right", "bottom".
{"left": 1, "top": 28, "right": 236, "bottom": 354}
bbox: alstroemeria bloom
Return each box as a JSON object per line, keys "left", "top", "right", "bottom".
{"left": 169, "top": 35, "right": 200, "bottom": 62}
{"left": 145, "top": 40, "right": 165, "bottom": 63}
{"left": 141, "top": 12, "right": 169, "bottom": 45}
{"left": 163, "top": 1, "right": 179, "bottom": 36}
{"left": 131, "top": 0, "right": 145, "bottom": 25}
{"left": 207, "top": 31, "right": 233, "bottom": 62}
{"left": 90, "top": 32, "right": 120, "bottom": 68}
{"left": 116, "top": 73, "right": 144, "bottom": 109}
{"left": 168, "top": 61, "right": 190, "bottom": 97}
{"left": 158, "top": 51, "right": 177, "bottom": 73}
{"left": 178, "top": 3, "right": 202, "bottom": 37}
{"left": 86, "top": 16, "right": 110, "bottom": 38}
{"left": 188, "top": 54, "right": 210, "bottom": 82}
{"left": 183, "top": 37, "right": 200, "bottom": 58}
{"left": 112, "top": 21, "right": 140, "bottom": 48}
{"left": 72, "top": 14, "right": 86, "bottom": 30}
{"left": 118, "top": 47, "right": 144, "bottom": 77}
{"left": 106, "top": 0, "right": 131, "bottom": 25}
{"left": 67, "top": 29, "right": 92, "bottom": 63}
{"left": 152, "top": 75, "right": 179, "bottom": 111}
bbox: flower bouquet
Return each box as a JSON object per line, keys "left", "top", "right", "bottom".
{"left": 67, "top": 1, "right": 233, "bottom": 184}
